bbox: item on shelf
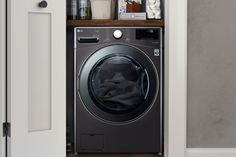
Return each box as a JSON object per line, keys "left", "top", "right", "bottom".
{"left": 111, "top": 0, "right": 118, "bottom": 19}
{"left": 90, "top": 0, "right": 112, "bottom": 19}
{"left": 146, "top": 0, "right": 161, "bottom": 19}
{"left": 119, "top": 12, "right": 146, "bottom": 20}
{"left": 87, "top": 0, "right": 92, "bottom": 19}
{"left": 67, "top": 0, "right": 70, "bottom": 18}
{"left": 78, "top": 0, "right": 91, "bottom": 19}
{"left": 68, "top": 0, "right": 78, "bottom": 19}
{"left": 126, "top": 3, "right": 142, "bottom": 12}
{"left": 118, "top": 0, "right": 141, "bottom": 19}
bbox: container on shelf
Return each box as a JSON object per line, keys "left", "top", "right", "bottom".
{"left": 90, "top": 0, "right": 112, "bottom": 19}
{"left": 111, "top": 0, "right": 118, "bottom": 19}
{"left": 78, "top": 0, "right": 91, "bottom": 19}
{"left": 146, "top": 0, "right": 161, "bottom": 19}
{"left": 68, "top": 0, "right": 78, "bottom": 19}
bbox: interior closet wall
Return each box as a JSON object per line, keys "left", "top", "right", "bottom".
{"left": 188, "top": 0, "right": 236, "bottom": 148}
{"left": 66, "top": 28, "right": 74, "bottom": 151}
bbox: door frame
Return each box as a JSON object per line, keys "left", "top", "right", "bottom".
{"left": 0, "top": 0, "right": 188, "bottom": 156}
{"left": 164, "top": 0, "right": 187, "bottom": 157}
{"left": 0, "top": 0, "right": 6, "bottom": 157}
{"left": 0, "top": 0, "right": 6, "bottom": 156}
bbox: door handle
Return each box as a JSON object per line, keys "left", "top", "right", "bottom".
{"left": 78, "top": 37, "right": 99, "bottom": 43}
{"left": 38, "top": 1, "right": 48, "bottom": 8}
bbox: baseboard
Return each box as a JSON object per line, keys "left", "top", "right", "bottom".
{"left": 187, "top": 148, "right": 236, "bottom": 157}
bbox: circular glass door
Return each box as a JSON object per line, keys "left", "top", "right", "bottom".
{"left": 88, "top": 55, "right": 149, "bottom": 114}
{"left": 78, "top": 45, "right": 158, "bottom": 123}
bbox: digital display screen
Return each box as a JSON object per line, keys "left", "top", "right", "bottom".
{"left": 136, "top": 29, "right": 160, "bottom": 40}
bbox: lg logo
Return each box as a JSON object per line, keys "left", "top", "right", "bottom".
{"left": 154, "top": 49, "right": 160, "bottom": 56}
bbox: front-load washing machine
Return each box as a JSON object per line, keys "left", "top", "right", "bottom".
{"left": 74, "top": 27, "right": 163, "bottom": 154}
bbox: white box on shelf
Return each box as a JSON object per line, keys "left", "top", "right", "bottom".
{"left": 119, "top": 12, "right": 146, "bottom": 20}
{"left": 91, "top": 0, "right": 112, "bottom": 19}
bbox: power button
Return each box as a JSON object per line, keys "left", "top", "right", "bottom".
{"left": 113, "top": 30, "right": 123, "bottom": 39}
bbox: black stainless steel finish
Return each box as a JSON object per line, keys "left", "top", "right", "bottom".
{"left": 79, "top": 45, "right": 158, "bottom": 123}
{"left": 75, "top": 27, "right": 163, "bottom": 153}
{"left": 78, "top": 37, "right": 99, "bottom": 43}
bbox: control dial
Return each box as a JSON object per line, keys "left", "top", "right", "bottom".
{"left": 113, "top": 30, "right": 123, "bottom": 39}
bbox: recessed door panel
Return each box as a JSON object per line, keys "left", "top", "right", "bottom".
{"left": 28, "top": 12, "right": 52, "bottom": 132}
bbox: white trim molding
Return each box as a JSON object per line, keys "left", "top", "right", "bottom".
{"left": 187, "top": 148, "right": 236, "bottom": 157}
{"left": 164, "top": 0, "right": 188, "bottom": 156}
{"left": 0, "top": 0, "right": 6, "bottom": 157}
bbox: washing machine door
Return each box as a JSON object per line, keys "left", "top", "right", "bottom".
{"left": 78, "top": 45, "right": 159, "bottom": 123}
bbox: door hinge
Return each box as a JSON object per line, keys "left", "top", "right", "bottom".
{"left": 3, "top": 122, "right": 10, "bottom": 137}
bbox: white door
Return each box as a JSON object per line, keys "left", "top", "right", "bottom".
{"left": 7, "top": 0, "right": 66, "bottom": 157}
{"left": 0, "top": 0, "right": 6, "bottom": 157}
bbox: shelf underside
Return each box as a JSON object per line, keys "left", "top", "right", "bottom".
{"left": 67, "top": 20, "right": 164, "bottom": 27}
{"left": 67, "top": 153, "right": 161, "bottom": 157}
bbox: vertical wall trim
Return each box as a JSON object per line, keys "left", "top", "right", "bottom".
{"left": 164, "top": 0, "right": 187, "bottom": 156}
{"left": 0, "top": 0, "right": 6, "bottom": 157}
{"left": 187, "top": 148, "right": 236, "bottom": 157}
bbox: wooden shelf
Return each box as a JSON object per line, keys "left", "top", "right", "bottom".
{"left": 67, "top": 19, "right": 164, "bottom": 27}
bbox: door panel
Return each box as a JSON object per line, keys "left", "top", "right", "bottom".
{"left": 7, "top": 0, "right": 65, "bottom": 157}
{"left": 0, "top": 0, "right": 6, "bottom": 157}
{"left": 28, "top": 12, "right": 52, "bottom": 132}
